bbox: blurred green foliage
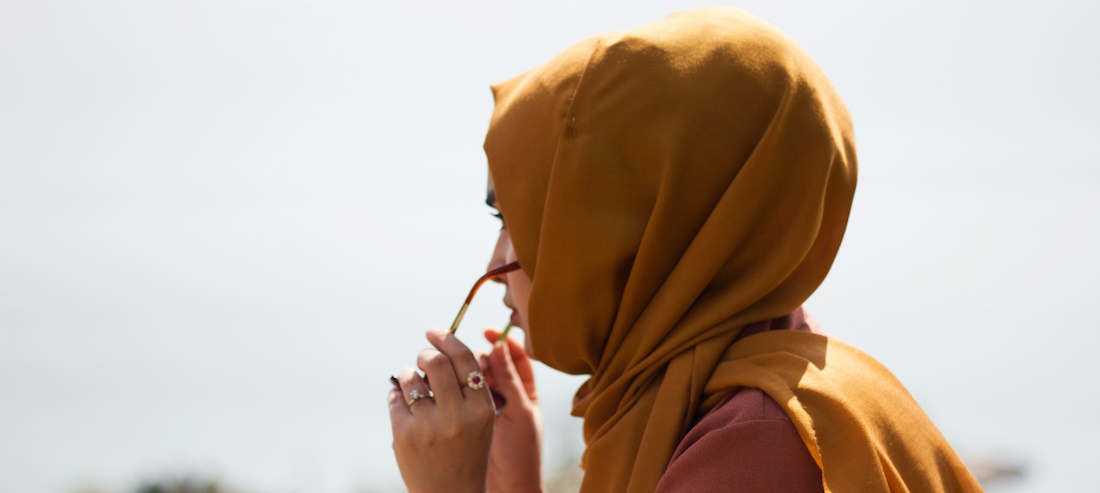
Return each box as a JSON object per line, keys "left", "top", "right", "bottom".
{"left": 134, "top": 477, "right": 229, "bottom": 493}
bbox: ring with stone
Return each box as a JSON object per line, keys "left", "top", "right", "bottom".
{"left": 407, "top": 388, "right": 430, "bottom": 406}
{"left": 466, "top": 370, "right": 486, "bottom": 390}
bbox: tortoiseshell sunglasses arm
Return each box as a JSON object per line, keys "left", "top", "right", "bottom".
{"left": 448, "top": 261, "right": 521, "bottom": 334}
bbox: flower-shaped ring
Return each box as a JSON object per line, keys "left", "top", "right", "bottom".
{"left": 466, "top": 370, "right": 486, "bottom": 390}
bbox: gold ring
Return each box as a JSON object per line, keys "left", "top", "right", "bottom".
{"left": 467, "top": 371, "right": 486, "bottom": 390}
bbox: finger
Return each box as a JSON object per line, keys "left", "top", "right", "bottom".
{"left": 477, "top": 354, "right": 492, "bottom": 381}
{"left": 473, "top": 349, "right": 489, "bottom": 362}
{"left": 475, "top": 350, "right": 495, "bottom": 386}
{"left": 485, "top": 328, "right": 538, "bottom": 401}
{"left": 504, "top": 332, "right": 536, "bottom": 391}
{"left": 486, "top": 338, "right": 530, "bottom": 405}
{"left": 417, "top": 348, "right": 462, "bottom": 402}
{"left": 483, "top": 329, "right": 513, "bottom": 392}
{"left": 483, "top": 327, "right": 503, "bottom": 344}
{"left": 482, "top": 330, "right": 501, "bottom": 388}
{"left": 426, "top": 327, "right": 488, "bottom": 400}
{"left": 388, "top": 387, "right": 411, "bottom": 431}
{"left": 397, "top": 367, "right": 434, "bottom": 415}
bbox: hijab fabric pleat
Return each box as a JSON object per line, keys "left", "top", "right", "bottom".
{"left": 484, "top": 8, "right": 980, "bottom": 492}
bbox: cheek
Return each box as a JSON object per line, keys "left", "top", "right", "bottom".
{"left": 507, "top": 269, "right": 535, "bottom": 357}
{"left": 505, "top": 270, "right": 531, "bottom": 313}
{"left": 502, "top": 238, "right": 517, "bottom": 263}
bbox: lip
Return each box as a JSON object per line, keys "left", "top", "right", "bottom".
{"left": 510, "top": 309, "right": 521, "bottom": 327}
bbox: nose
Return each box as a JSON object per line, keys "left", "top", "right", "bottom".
{"left": 486, "top": 229, "right": 510, "bottom": 284}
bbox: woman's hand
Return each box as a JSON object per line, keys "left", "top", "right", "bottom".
{"left": 479, "top": 328, "right": 545, "bottom": 493}
{"left": 388, "top": 328, "right": 495, "bottom": 493}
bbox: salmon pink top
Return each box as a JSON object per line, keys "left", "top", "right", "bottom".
{"left": 654, "top": 308, "right": 824, "bottom": 492}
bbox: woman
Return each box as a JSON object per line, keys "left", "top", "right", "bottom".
{"left": 387, "top": 7, "right": 981, "bottom": 493}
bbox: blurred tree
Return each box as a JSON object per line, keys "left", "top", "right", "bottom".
{"left": 134, "top": 476, "right": 230, "bottom": 493}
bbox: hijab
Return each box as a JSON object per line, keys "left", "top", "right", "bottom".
{"left": 484, "top": 7, "right": 980, "bottom": 492}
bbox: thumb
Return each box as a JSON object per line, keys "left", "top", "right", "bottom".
{"left": 484, "top": 327, "right": 504, "bottom": 344}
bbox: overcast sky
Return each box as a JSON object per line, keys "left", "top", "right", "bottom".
{"left": 2, "top": 1, "right": 1098, "bottom": 492}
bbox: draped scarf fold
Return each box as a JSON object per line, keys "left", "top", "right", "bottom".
{"left": 483, "top": 7, "right": 980, "bottom": 492}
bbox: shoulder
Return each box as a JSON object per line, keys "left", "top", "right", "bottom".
{"left": 654, "top": 387, "right": 824, "bottom": 493}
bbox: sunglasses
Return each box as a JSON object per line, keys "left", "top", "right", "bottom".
{"left": 391, "top": 260, "right": 522, "bottom": 413}
{"left": 449, "top": 260, "right": 522, "bottom": 336}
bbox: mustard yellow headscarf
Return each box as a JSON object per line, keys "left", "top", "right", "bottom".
{"left": 485, "top": 7, "right": 980, "bottom": 493}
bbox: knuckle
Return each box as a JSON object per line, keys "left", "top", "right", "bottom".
{"left": 441, "top": 335, "right": 474, "bottom": 359}
{"left": 397, "top": 367, "right": 417, "bottom": 382}
{"left": 451, "top": 342, "right": 473, "bottom": 359}
{"left": 416, "top": 349, "right": 434, "bottom": 363}
{"left": 426, "top": 353, "right": 451, "bottom": 371}
{"left": 442, "top": 332, "right": 465, "bottom": 348}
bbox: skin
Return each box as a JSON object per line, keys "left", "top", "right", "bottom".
{"left": 485, "top": 172, "right": 534, "bottom": 356}
{"left": 387, "top": 174, "right": 544, "bottom": 493}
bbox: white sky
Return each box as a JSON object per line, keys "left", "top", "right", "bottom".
{"left": 2, "top": 1, "right": 1098, "bottom": 492}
